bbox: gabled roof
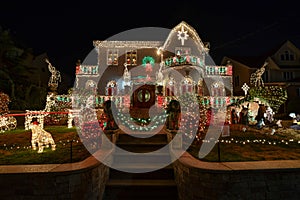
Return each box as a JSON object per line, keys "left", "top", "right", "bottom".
{"left": 271, "top": 40, "right": 300, "bottom": 58}
{"left": 223, "top": 55, "right": 267, "bottom": 68}
{"left": 162, "top": 21, "right": 209, "bottom": 54}
{"left": 221, "top": 56, "right": 252, "bottom": 69}
{"left": 223, "top": 40, "right": 300, "bottom": 69}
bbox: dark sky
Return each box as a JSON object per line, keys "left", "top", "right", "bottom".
{"left": 1, "top": 0, "right": 300, "bottom": 78}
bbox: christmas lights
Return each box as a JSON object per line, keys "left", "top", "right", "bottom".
{"left": 29, "top": 122, "right": 56, "bottom": 153}
{"left": 0, "top": 92, "right": 17, "bottom": 132}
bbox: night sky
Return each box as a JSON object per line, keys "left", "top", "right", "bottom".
{"left": 1, "top": 1, "right": 300, "bottom": 81}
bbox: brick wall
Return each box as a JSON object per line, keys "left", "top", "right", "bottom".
{"left": 0, "top": 149, "right": 112, "bottom": 200}
{"left": 173, "top": 151, "right": 300, "bottom": 200}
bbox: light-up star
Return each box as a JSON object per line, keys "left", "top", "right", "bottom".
{"left": 177, "top": 26, "right": 189, "bottom": 45}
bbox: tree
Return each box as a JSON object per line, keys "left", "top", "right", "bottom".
{"left": 0, "top": 26, "right": 44, "bottom": 110}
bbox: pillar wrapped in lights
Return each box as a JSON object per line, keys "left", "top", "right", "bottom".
{"left": 105, "top": 80, "right": 118, "bottom": 96}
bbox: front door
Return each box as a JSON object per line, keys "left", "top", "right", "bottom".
{"left": 132, "top": 84, "right": 155, "bottom": 108}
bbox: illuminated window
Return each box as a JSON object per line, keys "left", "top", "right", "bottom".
{"left": 211, "top": 82, "right": 225, "bottom": 96}
{"left": 126, "top": 50, "right": 137, "bottom": 66}
{"left": 107, "top": 49, "right": 118, "bottom": 65}
{"left": 175, "top": 47, "right": 191, "bottom": 56}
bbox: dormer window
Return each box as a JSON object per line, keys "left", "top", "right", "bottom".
{"left": 175, "top": 47, "right": 191, "bottom": 56}
{"left": 280, "top": 50, "right": 295, "bottom": 61}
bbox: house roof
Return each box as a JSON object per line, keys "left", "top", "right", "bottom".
{"left": 224, "top": 40, "right": 298, "bottom": 69}
{"left": 224, "top": 55, "right": 267, "bottom": 68}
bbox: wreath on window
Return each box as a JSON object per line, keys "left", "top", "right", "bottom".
{"left": 142, "top": 56, "right": 155, "bottom": 67}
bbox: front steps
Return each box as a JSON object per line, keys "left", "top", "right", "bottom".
{"left": 102, "top": 131, "right": 178, "bottom": 200}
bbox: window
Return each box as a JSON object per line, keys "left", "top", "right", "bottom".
{"left": 107, "top": 49, "right": 118, "bottom": 65}
{"left": 211, "top": 82, "right": 225, "bottom": 96}
{"left": 280, "top": 50, "right": 295, "bottom": 61}
{"left": 283, "top": 71, "right": 294, "bottom": 80}
{"left": 126, "top": 50, "right": 137, "bottom": 66}
{"left": 234, "top": 76, "right": 239, "bottom": 87}
{"left": 175, "top": 47, "right": 191, "bottom": 56}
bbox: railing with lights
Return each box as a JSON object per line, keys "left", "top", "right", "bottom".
{"left": 55, "top": 94, "right": 243, "bottom": 109}
{"left": 164, "top": 55, "right": 204, "bottom": 67}
{"left": 205, "top": 66, "right": 232, "bottom": 76}
{"left": 75, "top": 65, "right": 98, "bottom": 75}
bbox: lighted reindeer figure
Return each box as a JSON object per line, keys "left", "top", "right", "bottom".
{"left": 29, "top": 122, "right": 56, "bottom": 153}
{"left": 250, "top": 61, "right": 268, "bottom": 87}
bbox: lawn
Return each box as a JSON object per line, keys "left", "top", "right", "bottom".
{"left": 188, "top": 125, "right": 300, "bottom": 162}
{"left": 0, "top": 126, "right": 91, "bottom": 165}
{"left": 1, "top": 124, "right": 300, "bottom": 165}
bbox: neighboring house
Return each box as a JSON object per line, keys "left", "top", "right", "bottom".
{"left": 221, "top": 40, "right": 300, "bottom": 113}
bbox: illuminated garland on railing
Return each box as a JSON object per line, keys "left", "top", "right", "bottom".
{"left": 200, "top": 138, "right": 300, "bottom": 145}
{"left": 164, "top": 55, "right": 204, "bottom": 67}
{"left": 0, "top": 139, "right": 81, "bottom": 151}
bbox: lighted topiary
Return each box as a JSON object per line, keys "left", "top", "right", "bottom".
{"left": 0, "top": 92, "right": 10, "bottom": 115}
{"left": 233, "top": 86, "right": 288, "bottom": 113}
{"left": 248, "top": 86, "right": 288, "bottom": 112}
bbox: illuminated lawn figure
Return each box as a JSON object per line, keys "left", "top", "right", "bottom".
{"left": 29, "top": 121, "right": 56, "bottom": 153}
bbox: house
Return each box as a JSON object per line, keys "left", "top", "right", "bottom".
{"left": 221, "top": 40, "right": 300, "bottom": 113}
{"left": 74, "top": 21, "right": 233, "bottom": 110}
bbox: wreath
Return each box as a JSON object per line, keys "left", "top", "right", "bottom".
{"left": 142, "top": 56, "right": 155, "bottom": 67}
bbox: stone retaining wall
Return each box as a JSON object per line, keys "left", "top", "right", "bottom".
{"left": 172, "top": 150, "right": 300, "bottom": 200}
{"left": 0, "top": 149, "right": 112, "bottom": 200}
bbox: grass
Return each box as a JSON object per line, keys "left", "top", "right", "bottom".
{"left": 187, "top": 125, "right": 300, "bottom": 162}
{"left": 1, "top": 124, "right": 300, "bottom": 165}
{"left": 0, "top": 126, "right": 91, "bottom": 165}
